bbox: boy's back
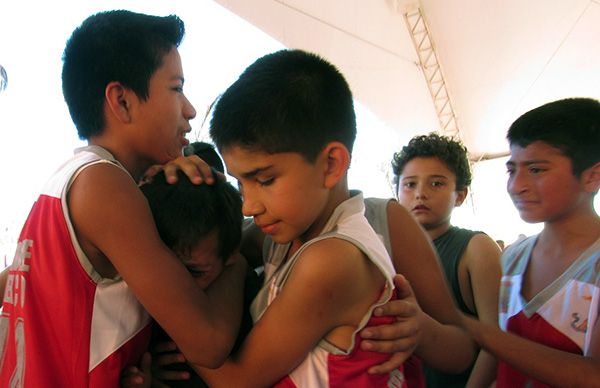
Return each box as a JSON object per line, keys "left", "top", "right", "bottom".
{"left": 0, "top": 10, "right": 245, "bottom": 386}
{"left": 0, "top": 146, "right": 152, "bottom": 386}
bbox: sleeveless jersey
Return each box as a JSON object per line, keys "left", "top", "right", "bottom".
{"left": 497, "top": 235, "right": 600, "bottom": 387}
{"left": 364, "top": 196, "right": 426, "bottom": 388}
{"left": 0, "top": 145, "right": 151, "bottom": 387}
{"left": 425, "top": 226, "right": 481, "bottom": 388}
{"left": 252, "top": 193, "right": 406, "bottom": 387}
{"left": 433, "top": 226, "right": 480, "bottom": 316}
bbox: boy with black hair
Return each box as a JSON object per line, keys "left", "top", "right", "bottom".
{"left": 463, "top": 97, "right": 600, "bottom": 386}
{"left": 0, "top": 10, "right": 245, "bottom": 387}
{"left": 195, "top": 48, "right": 404, "bottom": 387}
{"left": 145, "top": 48, "right": 476, "bottom": 387}
{"left": 136, "top": 171, "right": 259, "bottom": 388}
{"left": 392, "top": 133, "right": 501, "bottom": 387}
{"left": 175, "top": 48, "right": 475, "bottom": 387}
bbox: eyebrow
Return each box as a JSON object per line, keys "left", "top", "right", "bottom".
{"left": 240, "top": 165, "right": 273, "bottom": 179}
{"left": 506, "top": 159, "right": 550, "bottom": 167}
{"left": 401, "top": 174, "right": 449, "bottom": 180}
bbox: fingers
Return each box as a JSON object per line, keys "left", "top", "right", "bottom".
{"left": 155, "top": 368, "right": 191, "bottom": 382}
{"left": 163, "top": 156, "right": 215, "bottom": 185}
{"left": 393, "top": 274, "right": 415, "bottom": 300}
{"left": 139, "top": 352, "right": 152, "bottom": 374}
{"left": 139, "top": 165, "right": 163, "bottom": 186}
{"left": 154, "top": 351, "right": 186, "bottom": 367}
{"left": 120, "top": 366, "right": 147, "bottom": 388}
{"left": 360, "top": 319, "right": 420, "bottom": 352}
{"left": 150, "top": 341, "right": 191, "bottom": 383}
{"left": 367, "top": 352, "right": 412, "bottom": 375}
{"left": 372, "top": 298, "right": 418, "bottom": 320}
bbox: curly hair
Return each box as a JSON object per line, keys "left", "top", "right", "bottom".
{"left": 392, "top": 133, "right": 472, "bottom": 193}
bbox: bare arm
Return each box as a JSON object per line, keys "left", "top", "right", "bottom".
{"left": 464, "top": 234, "right": 502, "bottom": 388}
{"left": 69, "top": 163, "right": 245, "bottom": 368}
{"left": 195, "top": 239, "right": 387, "bottom": 387}
{"left": 464, "top": 314, "right": 600, "bottom": 387}
{"left": 361, "top": 200, "right": 476, "bottom": 373}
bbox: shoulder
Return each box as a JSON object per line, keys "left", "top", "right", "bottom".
{"left": 501, "top": 236, "right": 537, "bottom": 270}
{"left": 463, "top": 232, "right": 502, "bottom": 267}
{"left": 291, "top": 238, "right": 378, "bottom": 286}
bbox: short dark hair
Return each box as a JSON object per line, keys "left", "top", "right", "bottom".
{"left": 507, "top": 97, "right": 600, "bottom": 176}
{"left": 62, "top": 10, "right": 185, "bottom": 139}
{"left": 392, "top": 133, "right": 472, "bottom": 193}
{"left": 210, "top": 49, "right": 356, "bottom": 162}
{"left": 140, "top": 170, "right": 242, "bottom": 261}
{"left": 184, "top": 141, "right": 225, "bottom": 174}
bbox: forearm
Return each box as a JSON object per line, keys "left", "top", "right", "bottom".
{"left": 466, "top": 350, "right": 496, "bottom": 388}
{"left": 203, "top": 258, "right": 247, "bottom": 350}
{"left": 466, "top": 316, "right": 600, "bottom": 387}
{"left": 416, "top": 311, "right": 476, "bottom": 373}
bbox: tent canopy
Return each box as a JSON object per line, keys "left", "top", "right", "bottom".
{"left": 215, "top": 0, "right": 600, "bottom": 159}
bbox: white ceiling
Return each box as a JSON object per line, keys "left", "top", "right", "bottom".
{"left": 213, "top": 0, "right": 600, "bottom": 159}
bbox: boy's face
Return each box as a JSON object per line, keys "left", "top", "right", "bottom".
{"left": 222, "top": 145, "right": 329, "bottom": 245}
{"left": 179, "top": 230, "right": 224, "bottom": 290}
{"left": 397, "top": 157, "right": 466, "bottom": 231}
{"left": 506, "top": 140, "right": 587, "bottom": 224}
{"left": 133, "top": 47, "right": 196, "bottom": 164}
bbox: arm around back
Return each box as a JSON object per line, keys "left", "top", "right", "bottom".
{"left": 68, "top": 163, "right": 245, "bottom": 368}
{"left": 385, "top": 200, "right": 476, "bottom": 372}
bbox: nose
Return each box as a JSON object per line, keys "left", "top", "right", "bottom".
{"left": 240, "top": 186, "right": 264, "bottom": 218}
{"left": 184, "top": 95, "right": 197, "bottom": 121}
{"left": 415, "top": 182, "right": 428, "bottom": 199}
{"left": 507, "top": 168, "right": 527, "bottom": 196}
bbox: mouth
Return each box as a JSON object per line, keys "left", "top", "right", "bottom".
{"left": 256, "top": 221, "right": 278, "bottom": 235}
{"left": 412, "top": 204, "right": 430, "bottom": 212}
{"left": 180, "top": 132, "right": 190, "bottom": 147}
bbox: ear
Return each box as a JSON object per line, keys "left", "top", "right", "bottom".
{"left": 321, "top": 142, "right": 350, "bottom": 189}
{"left": 581, "top": 161, "right": 600, "bottom": 194}
{"left": 104, "top": 81, "right": 133, "bottom": 124}
{"left": 454, "top": 187, "right": 468, "bottom": 207}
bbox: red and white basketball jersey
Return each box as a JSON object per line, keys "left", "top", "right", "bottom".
{"left": 253, "top": 193, "right": 406, "bottom": 387}
{"left": 0, "top": 145, "right": 151, "bottom": 387}
{"left": 497, "top": 235, "right": 600, "bottom": 387}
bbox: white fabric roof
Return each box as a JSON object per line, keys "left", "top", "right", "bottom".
{"left": 214, "top": 0, "right": 600, "bottom": 158}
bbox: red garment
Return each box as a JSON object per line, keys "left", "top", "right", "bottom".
{"left": 0, "top": 146, "right": 151, "bottom": 387}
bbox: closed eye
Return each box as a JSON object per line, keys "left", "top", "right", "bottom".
{"left": 257, "top": 177, "right": 274, "bottom": 187}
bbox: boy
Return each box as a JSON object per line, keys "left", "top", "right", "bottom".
{"left": 0, "top": 10, "right": 245, "bottom": 387}
{"left": 189, "top": 48, "right": 408, "bottom": 387}
{"left": 137, "top": 171, "right": 260, "bottom": 388}
{"left": 392, "top": 133, "right": 502, "bottom": 387}
{"left": 462, "top": 97, "right": 600, "bottom": 386}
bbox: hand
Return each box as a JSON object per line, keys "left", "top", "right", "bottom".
{"left": 151, "top": 340, "right": 192, "bottom": 385}
{"left": 164, "top": 155, "right": 217, "bottom": 185}
{"left": 120, "top": 352, "right": 152, "bottom": 388}
{"left": 360, "top": 274, "right": 422, "bottom": 374}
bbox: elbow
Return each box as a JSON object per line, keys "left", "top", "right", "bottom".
{"left": 185, "top": 330, "right": 234, "bottom": 369}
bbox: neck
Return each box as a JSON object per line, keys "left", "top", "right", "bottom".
{"left": 298, "top": 181, "right": 350, "bottom": 245}
{"left": 426, "top": 222, "right": 452, "bottom": 241}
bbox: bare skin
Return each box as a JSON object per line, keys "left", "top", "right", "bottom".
{"left": 463, "top": 142, "right": 600, "bottom": 386}
{"left": 154, "top": 154, "right": 476, "bottom": 376}
{"left": 397, "top": 156, "right": 501, "bottom": 386}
